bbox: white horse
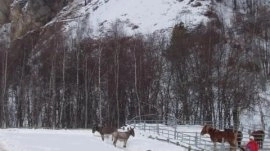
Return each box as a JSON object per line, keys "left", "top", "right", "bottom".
{"left": 112, "top": 128, "right": 135, "bottom": 148}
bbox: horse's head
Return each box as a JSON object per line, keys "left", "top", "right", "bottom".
{"left": 201, "top": 125, "right": 210, "bottom": 135}
{"left": 129, "top": 128, "right": 135, "bottom": 137}
{"left": 92, "top": 125, "right": 97, "bottom": 133}
{"left": 251, "top": 130, "right": 265, "bottom": 149}
{"left": 92, "top": 124, "right": 100, "bottom": 133}
{"left": 251, "top": 130, "right": 265, "bottom": 140}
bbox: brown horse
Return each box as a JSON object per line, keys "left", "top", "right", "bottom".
{"left": 224, "top": 128, "right": 243, "bottom": 148}
{"left": 201, "top": 125, "right": 237, "bottom": 151}
{"left": 251, "top": 130, "right": 265, "bottom": 149}
{"left": 92, "top": 124, "right": 117, "bottom": 141}
{"left": 112, "top": 128, "right": 135, "bottom": 148}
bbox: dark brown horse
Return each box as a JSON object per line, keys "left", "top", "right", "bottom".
{"left": 201, "top": 125, "right": 237, "bottom": 151}
{"left": 224, "top": 128, "right": 243, "bottom": 148}
{"left": 92, "top": 124, "right": 117, "bottom": 141}
{"left": 112, "top": 128, "right": 135, "bottom": 148}
{"left": 251, "top": 130, "right": 265, "bottom": 149}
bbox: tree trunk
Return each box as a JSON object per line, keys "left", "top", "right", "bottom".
{"left": 50, "top": 55, "right": 56, "bottom": 129}
{"left": 60, "top": 49, "right": 66, "bottom": 128}
{"left": 259, "top": 103, "right": 265, "bottom": 131}
{"left": 1, "top": 51, "right": 8, "bottom": 128}
{"left": 233, "top": 0, "right": 237, "bottom": 10}
{"left": 98, "top": 45, "right": 102, "bottom": 125}
{"left": 74, "top": 49, "right": 79, "bottom": 128}
{"left": 84, "top": 56, "right": 88, "bottom": 128}
{"left": 133, "top": 49, "right": 141, "bottom": 122}
{"left": 115, "top": 46, "right": 120, "bottom": 127}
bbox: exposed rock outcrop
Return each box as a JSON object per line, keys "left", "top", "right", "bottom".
{"left": 9, "top": 0, "right": 71, "bottom": 40}
{"left": 0, "top": 0, "right": 12, "bottom": 24}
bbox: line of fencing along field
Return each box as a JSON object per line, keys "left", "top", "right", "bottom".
{"left": 127, "top": 120, "right": 270, "bottom": 151}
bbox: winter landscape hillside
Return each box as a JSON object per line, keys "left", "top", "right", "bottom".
{"left": 59, "top": 0, "right": 211, "bottom": 37}
{"left": 0, "top": 0, "right": 270, "bottom": 150}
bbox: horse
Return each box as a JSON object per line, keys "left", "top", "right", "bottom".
{"left": 224, "top": 128, "right": 243, "bottom": 148}
{"left": 251, "top": 130, "right": 265, "bottom": 149}
{"left": 112, "top": 128, "right": 135, "bottom": 148}
{"left": 92, "top": 124, "right": 117, "bottom": 141}
{"left": 201, "top": 125, "right": 237, "bottom": 151}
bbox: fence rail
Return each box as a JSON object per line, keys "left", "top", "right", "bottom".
{"left": 127, "top": 120, "right": 270, "bottom": 151}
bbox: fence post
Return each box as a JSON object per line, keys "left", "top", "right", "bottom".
{"left": 181, "top": 133, "right": 184, "bottom": 141}
{"left": 221, "top": 138, "right": 225, "bottom": 151}
{"left": 157, "top": 123, "right": 159, "bottom": 135}
{"left": 195, "top": 132, "right": 198, "bottom": 147}
{"left": 268, "top": 127, "right": 270, "bottom": 138}
{"left": 174, "top": 126, "right": 177, "bottom": 139}
{"left": 189, "top": 135, "right": 191, "bottom": 145}
{"left": 133, "top": 120, "right": 136, "bottom": 128}
{"left": 144, "top": 121, "right": 146, "bottom": 131}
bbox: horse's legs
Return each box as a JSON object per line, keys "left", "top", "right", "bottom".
{"left": 260, "top": 141, "right": 263, "bottom": 149}
{"left": 229, "top": 146, "right": 236, "bottom": 151}
{"left": 113, "top": 138, "right": 117, "bottom": 147}
{"left": 229, "top": 142, "right": 237, "bottom": 151}
{"left": 238, "top": 140, "right": 241, "bottom": 147}
{"left": 101, "top": 134, "right": 104, "bottom": 141}
{"left": 213, "top": 142, "right": 216, "bottom": 150}
{"left": 256, "top": 140, "right": 260, "bottom": 148}
{"left": 123, "top": 140, "right": 127, "bottom": 148}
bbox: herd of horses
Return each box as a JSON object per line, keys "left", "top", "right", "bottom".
{"left": 92, "top": 124, "right": 135, "bottom": 148}
{"left": 201, "top": 125, "right": 265, "bottom": 151}
{"left": 91, "top": 124, "right": 265, "bottom": 150}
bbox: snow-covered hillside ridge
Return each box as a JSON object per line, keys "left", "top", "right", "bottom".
{"left": 53, "top": 0, "right": 211, "bottom": 38}
{"left": 2, "top": 0, "right": 270, "bottom": 40}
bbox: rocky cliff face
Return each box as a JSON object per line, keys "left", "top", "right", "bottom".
{"left": 0, "top": 0, "right": 12, "bottom": 24}
{"left": 10, "top": 0, "right": 52, "bottom": 39}
{"left": 0, "top": 0, "right": 70, "bottom": 40}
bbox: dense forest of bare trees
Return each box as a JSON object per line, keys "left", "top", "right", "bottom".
{"left": 0, "top": 1, "right": 270, "bottom": 129}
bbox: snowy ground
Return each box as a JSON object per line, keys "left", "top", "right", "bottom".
{"left": 0, "top": 128, "right": 189, "bottom": 151}
{"left": 0, "top": 123, "right": 269, "bottom": 151}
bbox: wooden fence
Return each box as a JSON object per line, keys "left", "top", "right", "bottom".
{"left": 127, "top": 120, "right": 270, "bottom": 151}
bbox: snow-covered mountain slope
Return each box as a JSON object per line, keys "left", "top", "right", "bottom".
{"left": 51, "top": 0, "right": 211, "bottom": 38}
